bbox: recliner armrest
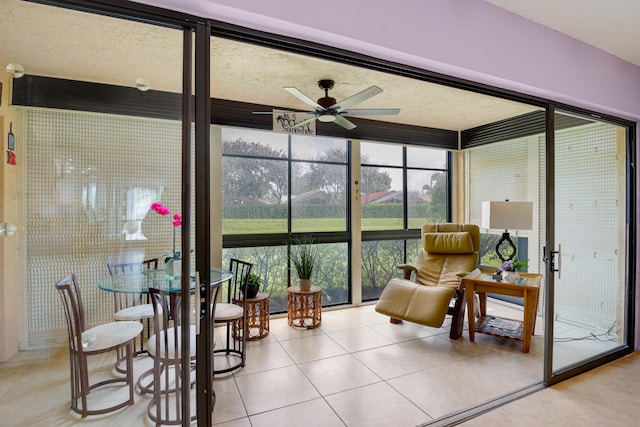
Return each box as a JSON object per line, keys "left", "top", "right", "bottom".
{"left": 395, "top": 264, "right": 417, "bottom": 280}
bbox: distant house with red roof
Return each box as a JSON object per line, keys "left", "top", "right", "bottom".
{"left": 361, "top": 190, "right": 431, "bottom": 204}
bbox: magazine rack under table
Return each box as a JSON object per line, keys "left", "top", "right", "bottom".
{"left": 461, "top": 268, "right": 542, "bottom": 353}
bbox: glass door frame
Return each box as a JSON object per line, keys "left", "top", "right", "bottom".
{"left": 194, "top": 21, "right": 214, "bottom": 424}
{"left": 543, "top": 104, "right": 637, "bottom": 386}
{"left": 23, "top": 0, "right": 206, "bottom": 423}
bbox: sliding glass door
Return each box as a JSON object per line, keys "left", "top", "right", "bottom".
{"left": 546, "top": 109, "right": 633, "bottom": 382}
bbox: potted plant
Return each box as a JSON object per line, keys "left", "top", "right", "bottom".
{"left": 498, "top": 258, "right": 529, "bottom": 283}
{"left": 289, "top": 236, "right": 318, "bottom": 291}
{"left": 151, "top": 202, "right": 183, "bottom": 278}
{"left": 246, "top": 273, "right": 262, "bottom": 299}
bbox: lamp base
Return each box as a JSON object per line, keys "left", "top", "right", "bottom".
{"left": 495, "top": 231, "right": 517, "bottom": 262}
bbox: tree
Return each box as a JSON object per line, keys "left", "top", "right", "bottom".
{"left": 426, "top": 171, "right": 447, "bottom": 221}
{"left": 222, "top": 138, "right": 288, "bottom": 205}
{"left": 302, "top": 149, "right": 393, "bottom": 205}
{"left": 361, "top": 240, "right": 404, "bottom": 299}
{"left": 267, "top": 164, "right": 288, "bottom": 204}
{"left": 361, "top": 154, "right": 392, "bottom": 202}
{"left": 304, "top": 147, "right": 348, "bottom": 204}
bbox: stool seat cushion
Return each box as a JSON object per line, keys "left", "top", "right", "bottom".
{"left": 146, "top": 325, "right": 196, "bottom": 359}
{"left": 114, "top": 303, "right": 155, "bottom": 321}
{"left": 214, "top": 303, "right": 244, "bottom": 322}
{"left": 80, "top": 321, "right": 142, "bottom": 353}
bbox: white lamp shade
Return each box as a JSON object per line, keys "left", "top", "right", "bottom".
{"left": 481, "top": 201, "right": 533, "bottom": 231}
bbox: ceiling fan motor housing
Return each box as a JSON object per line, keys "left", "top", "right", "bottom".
{"left": 318, "top": 79, "right": 335, "bottom": 90}
{"left": 317, "top": 79, "right": 337, "bottom": 109}
{"left": 318, "top": 96, "right": 337, "bottom": 109}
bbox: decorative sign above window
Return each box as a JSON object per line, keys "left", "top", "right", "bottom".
{"left": 272, "top": 110, "right": 316, "bottom": 135}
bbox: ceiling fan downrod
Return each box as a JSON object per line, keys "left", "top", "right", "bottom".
{"left": 317, "top": 79, "right": 337, "bottom": 110}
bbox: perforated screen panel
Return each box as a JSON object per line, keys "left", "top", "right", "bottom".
{"left": 552, "top": 123, "right": 623, "bottom": 327}
{"left": 466, "top": 122, "right": 624, "bottom": 330}
{"left": 466, "top": 137, "right": 530, "bottom": 226}
{"left": 24, "top": 108, "right": 184, "bottom": 349}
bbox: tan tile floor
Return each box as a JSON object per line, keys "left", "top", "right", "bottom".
{"left": 0, "top": 302, "right": 637, "bottom": 426}
{"left": 459, "top": 352, "right": 640, "bottom": 426}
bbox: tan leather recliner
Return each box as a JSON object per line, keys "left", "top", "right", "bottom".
{"left": 375, "top": 223, "right": 480, "bottom": 339}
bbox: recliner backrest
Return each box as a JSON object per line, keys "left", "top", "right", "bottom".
{"left": 414, "top": 223, "right": 480, "bottom": 288}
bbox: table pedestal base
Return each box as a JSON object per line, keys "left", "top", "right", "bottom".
{"left": 287, "top": 285, "right": 322, "bottom": 329}
{"left": 233, "top": 292, "right": 270, "bottom": 340}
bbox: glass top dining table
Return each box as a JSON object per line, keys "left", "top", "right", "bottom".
{"left": 97, "top": 268, "right": 232, "bottom": 294}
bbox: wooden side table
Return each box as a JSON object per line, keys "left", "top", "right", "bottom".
{"left": 287, "top": 285, "right": 322, "bottom": 329}
{"left": 233, "top": 292, "right": 270, "bottom": 340}
{"left": 462, "top": 268, "right": 542, "bottom": 353}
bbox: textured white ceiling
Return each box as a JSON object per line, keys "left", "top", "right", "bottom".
{"left": 0, "top": 0, "right": 540, "bottom": 131}
{"left": 212, "top": 38, "right": 538, "bottom": 131}
{"left": 485, "top": 0, "right": 640, "bottom": 67}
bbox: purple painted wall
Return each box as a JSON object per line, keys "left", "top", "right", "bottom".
{"left": 135, "top": 0, "right": 640, "bottom": 350}
{"left": 138, "top": 0, "right": 640, "bottom": 121}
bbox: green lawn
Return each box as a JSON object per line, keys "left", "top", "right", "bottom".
{"left": 223, "top": 217, "right": 417, "bottom": 234}
{"left": 223, "top": 219, "right": 288, "bottom": 234}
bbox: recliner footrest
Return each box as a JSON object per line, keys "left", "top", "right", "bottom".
{"left": 375, "top": 278, "right": 456, "bottom": 328}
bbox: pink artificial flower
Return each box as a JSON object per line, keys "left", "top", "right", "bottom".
{"left": 151, "top": 202, "right": 182, "bottom": 259}
{"left": 151, "top": 202, "right": 170, "bottom": 216}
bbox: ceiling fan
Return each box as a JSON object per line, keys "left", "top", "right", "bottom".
{"left": 253, "top": 79, "right": 400, "bottom": 130}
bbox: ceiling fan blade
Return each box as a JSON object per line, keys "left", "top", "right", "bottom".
{"left": 290, "top": 116, "right": 318, "bottom": 129}
{"left": 334, "top": 115, "right": 357, "bottom": 130}
{"left": 252, "top": 110, "right": 315, "bottom": 115}
{"left": 342, "top": 108, "right": 400, "bottom": 116}
{"left": 284, "top": 87, "right": 324, "bottom": 110}
{"left": 331, "top": 86, "right": 383, "bottom": 112}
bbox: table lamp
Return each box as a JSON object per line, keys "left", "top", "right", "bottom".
{"left": 481, "top": 200, "right": 533, "bottom": 262}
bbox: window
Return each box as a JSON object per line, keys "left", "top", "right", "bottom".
{"left": 222, "top": 129, "right": 350, "bottom": 310}
{"left": 360, "top": 141, "right": 450, "bottom": 301}
{"left": 222, "top": 128, "right": 289, "bottom": 235}
{"left": 291, "top": 136, "right": 348, "bottom": 233}
{"left": 361, "top": 143, "right": 403, "bottom": 230}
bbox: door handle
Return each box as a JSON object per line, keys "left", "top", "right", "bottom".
{"left": 543, "top": 245, "right": 561, "bottom": 278}
{"left": 195, "top": 271, "right": 202, "bottom": 335}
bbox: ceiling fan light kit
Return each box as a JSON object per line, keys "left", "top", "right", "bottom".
{"left": 254, "top": 79, "right": 400, "bottom": 130}
{"left": 318, "top": 114, "right": 336, "bottom": 123}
